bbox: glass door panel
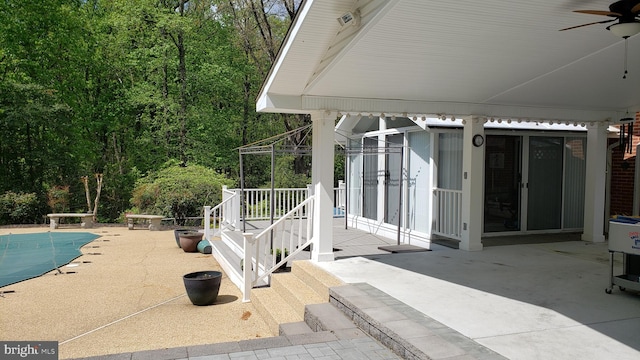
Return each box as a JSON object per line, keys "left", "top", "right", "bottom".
{"left": 384, "top": 134, "right": 403, "bottom": 226}
{"left": 362, "top": 137, "right": 378, "bottom": 220}
{"left": 527, "top": 137, "right": 563, "bottom": 230}
{"left": 484, "top": 135, "right": 521, "bottom": 232}
{"left": 407, "top": 132, "right": 430, "bottom": 232}
{"left": 347, "top": 139, "right": 362, "bottom": 216}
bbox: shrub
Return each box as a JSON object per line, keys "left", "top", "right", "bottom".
{"left": 0, "top": 191, "right": 43, "bottom": 225}
{"left": 46, "top": 185, "right": 70, "bottom": 213}
{"left": 273, "top": 156, "right": 310, "bottom": 189}
{"left": 130, "top": 161, "right": 233, "bottom": 225}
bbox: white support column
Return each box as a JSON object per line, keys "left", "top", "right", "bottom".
{"left": 582, "top": 122, "right": 608, "bottom": 243}
{"left": 311, "top": 111, "right": 336, "bottom": 262}
{"left": 460, "top": 116, "right": 484, "bottom": 251}
{"left": 377, "top": 116, "right": 387, "bottom": 223}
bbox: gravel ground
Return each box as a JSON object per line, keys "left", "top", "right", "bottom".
{"left": 0, "top": 226, "right": 272, "bottom": 359}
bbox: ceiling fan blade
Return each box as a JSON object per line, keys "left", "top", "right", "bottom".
{"left": 632, "top": 3, "right": 640, "bottom": 14}
{"left": 573, "top": 10, "right": 622, "bottom": 17}
{"left": 559, "top": 18, "right": 615, "bottom": 31}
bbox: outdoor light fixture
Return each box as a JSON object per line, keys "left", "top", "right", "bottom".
{"left": 337, "top": 10, "right": 360, "bottom": 28}
{"left": 607, "top": 22, "right": 640, "bottom": 38}
{"left": 606, "top": 21, "right": 640, "bottom": 79}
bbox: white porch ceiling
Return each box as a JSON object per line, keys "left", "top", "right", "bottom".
{"left": 257, "top": 0, "right": 640, "bottom": 123}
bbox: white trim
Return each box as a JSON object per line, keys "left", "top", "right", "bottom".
{"left": 346, "top": 214, "right": 431, "bottom": 249}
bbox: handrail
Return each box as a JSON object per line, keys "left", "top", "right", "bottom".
{"left": 227, "top": 186, "right": 344, "bottom": 221}
{"left": 241, "top": 196, "right": 314, "bottom": 302}
{"left": 203, "top": 188, "right": 239, "bottom": 240}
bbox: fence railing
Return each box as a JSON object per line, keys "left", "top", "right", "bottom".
{"left": 432, "top": 188, "right": 463, "bottom": 240}
{"left": 242, "top": 187, "right": 310, "bottom": 220}
{"left": 241, "top": 196, "right": 314, "bottom": 302}
{"left": 232, "top": 182, "right": 345, "bottom": 221}
{"left": 203, "top": 186, "right": 240, "bottom": 240}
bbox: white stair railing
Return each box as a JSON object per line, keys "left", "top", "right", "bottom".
{"left": 241, "top": 196, "right": 314, "bottom": 302}
{"left": 228, "top": 185, "right": 344, "bottom": 222}
{"left": 335, "top": 180, "right": 346, "bottom": 210}
{"left": 203, "top": 186, "right": 240, "bottom": 240}
{"left": 432, "top": 188, "right": 463, "bottom": 240}
{"left": 241, "top": 187, "right": 310, "bottom": 220}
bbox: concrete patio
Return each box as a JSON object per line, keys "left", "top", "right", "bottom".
{"left": 2, "top": 221, "right": 639, "bottom": 359}
{"left": 317, "top": 221, "right": 640, "bottom": 360}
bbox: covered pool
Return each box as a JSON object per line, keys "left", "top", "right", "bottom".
{"left": 0, "top": 232, "right": 100, "bottom": 288}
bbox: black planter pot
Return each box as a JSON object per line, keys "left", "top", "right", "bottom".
{"left": 183, "top": 270, "right": 222, "bottom": 306}
{"left": 174, "top": 229, "right": 190, "bottom": 248}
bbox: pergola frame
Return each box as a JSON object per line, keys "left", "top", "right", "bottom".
{"left": 237, "top": 125, "right": 313, "bottom": 233}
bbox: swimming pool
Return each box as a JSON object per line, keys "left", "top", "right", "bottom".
{"left": 0, "top": 232, "right": 100, "bottom": 288}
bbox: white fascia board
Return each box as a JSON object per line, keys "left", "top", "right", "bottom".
{"left": 301, "top": 96, "right": 624, "bottom": 124}
{"left": 256, "top": 93, "right": 303, "bottom": 114}
{"left": 256, "top": 0, "right": 314, "bottom": 113}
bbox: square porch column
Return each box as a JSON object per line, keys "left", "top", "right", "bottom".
{"left": 582, "top": 122, "right": 608, "bottom": 243}
{"left": 460, "top": 116, "right": 484, "bottom": 251}
{"left": 311, "top": 111, "right": 335, "bottom": 262}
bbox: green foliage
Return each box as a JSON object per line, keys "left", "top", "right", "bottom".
{"left": 274, "top": 156, "right": 310, "bottom": 189}
{"left": 130, "top": 161, "right": 233, "bottom": 224}
{"left": 334, "top": 146, "right": 346, "bottom": 187}
{"left": 0, "top": 191, "right": 43, "bottom": 225}
{"left": 271, "top": 248, "right": 289, "bottom": 257}
{"left": 97, "top": 166, "right": 142, "bottom": 223}
{"left": 0, "top": 0, "right": 310, "bottom": 225}
{"left": 46, "top": 185, "right": 70, "bottom": 213}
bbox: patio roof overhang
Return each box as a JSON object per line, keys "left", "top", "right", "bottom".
{"left": 256, "top": 0, "right": 640, "bottom": 124}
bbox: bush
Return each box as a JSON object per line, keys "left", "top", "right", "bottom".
{"left": 130, "top": 161, "right": 233, "bottom": 225}
{"left": 273, "top": 156, "right": 310, "bottom": 189}
{"left": 46, "top": 185, "right": 70, "bottom": 213}
{"left": 0, "top": 191, "right": 43, "bottom": 225}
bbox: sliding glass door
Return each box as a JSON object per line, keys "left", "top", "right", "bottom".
{"left": 484, "top": 134, "right": 584, "bottom": 234}
{"left": 362, "top": 137, "right": 378, "bottom": 220}
{"left": 484, "top": 135, "right": 521, "bottom": 232}
{"left": 526, "top": 136, "right": 563, "bottom": 230}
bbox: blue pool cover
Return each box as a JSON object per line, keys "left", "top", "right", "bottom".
{"left": 0, "top": 232, "right": 100, "bottom": 288}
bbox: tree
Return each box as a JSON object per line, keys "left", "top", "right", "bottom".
{"left": 214, "top": 1, "right": 309, "bottom": 178}
{"left": 0, "top": 0, "right": 307, "bottom": 223}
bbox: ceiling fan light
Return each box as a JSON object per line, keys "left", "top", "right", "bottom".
{"left": 607, "top": 22, "right": 640, "bottom": 38}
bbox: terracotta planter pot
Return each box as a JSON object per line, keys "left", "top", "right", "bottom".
{"left": 174, "top": 229, "right": 190, "bottom": 248}
{"left": 179, "top": 232, "right": 203, "bottom": 252}
{"left": 183, "top": 270, "right": 222, "bottom": 306}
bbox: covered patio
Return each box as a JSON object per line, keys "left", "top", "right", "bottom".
{"left": 256, "top": 0, "right": 640, "bottom": 256}
{"left": 316, "top": 232, "right": 640, "bottom": 360}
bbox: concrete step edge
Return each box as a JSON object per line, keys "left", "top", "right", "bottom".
{"left": 304, "top": 302, "right": 359, "bottom": 333}
{"left": 251, "top": 286, "right": 301, "bottom": 335}
{"left": 278, "top": 321, "right": 313, "bottom": 336}
{"left": 291, "top": 260, "right": 344, "bottom": 300}
{"left": 271, "top": 273, "right": 325, "bottom": 317}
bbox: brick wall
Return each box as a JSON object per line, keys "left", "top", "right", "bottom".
{"left": 609, "top": 113, "right": 640, "bottom": 216}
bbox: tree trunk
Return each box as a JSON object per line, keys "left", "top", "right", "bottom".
{"left": 177, "top": 0, "right": 187, "bottom": 164}
{"left": 92, "top": 173, "right": 103, "bottom": 221}
{"left": 81, "top": 176, "right": 92, "bottom": 212}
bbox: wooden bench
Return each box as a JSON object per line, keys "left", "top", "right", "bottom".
{"left": 47, "top": 213, "right": 94, "bottom": 229}
{"left": 125, "top": 214, "right": 164, "bottom": 231}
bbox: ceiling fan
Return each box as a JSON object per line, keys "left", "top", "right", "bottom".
{"left": 560, "top": 0, "right": 640, "bottom": 38}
